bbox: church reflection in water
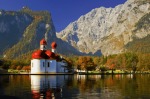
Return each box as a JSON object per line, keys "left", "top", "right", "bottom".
{"left": 31, "top": 75, "right": 68, "bottom": 99}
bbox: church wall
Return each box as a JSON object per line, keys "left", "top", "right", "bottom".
{"left": 46, "top": 60, "right": 57, "bottom": 72}
{"left": 57, "top": 62, "right": 68, "bottom": 73}
{"left": 31, "top": 59, "right": 46, "bottom": 74}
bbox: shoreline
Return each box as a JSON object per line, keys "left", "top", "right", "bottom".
{"left": 77, "top": 72, "right": 150, "bottom": 75}
{"left": 0, "top": 72, "right": 74, "bottom": 75}
{"left": 0, "top": 72, "right": 150, "bottom": 75}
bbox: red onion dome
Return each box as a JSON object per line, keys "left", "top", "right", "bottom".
{"left": 51, "top": 42, "right": 57, "bottom": 49}
{"left": 45, "top": 50, "right": 55, "bottom": 58}
{"left": 40, "top": 38, "right": 47, "bottom": 45}
{"left": 32, "top": 50, "right": 47, "bottom": 59}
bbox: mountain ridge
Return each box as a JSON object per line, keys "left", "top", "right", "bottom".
{"left": 0, "top": 7, "right": 83, "bottom": 59}
{"left": 57, "top": 0, "right": 150, "bottom": 56}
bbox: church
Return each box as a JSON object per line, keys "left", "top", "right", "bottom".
{"left": 31, "top": 39, "right": 68, "bottom": 74}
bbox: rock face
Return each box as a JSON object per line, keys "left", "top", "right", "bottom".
{"left": 0, "top": 7, "right": 56, "bottom": 58}
{"left": 57, "top": 0, "right": 150, "bottom": 56}
{"left": 1, "top": 7, "right": 81, "bottom": 58}
{"left": 0, "top": 9, "right": 33, "bottom": 54}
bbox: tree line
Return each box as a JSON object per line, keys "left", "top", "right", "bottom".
{"left": 65, "top": 52, "right": 150, "bottom": 72}
{"left": 0, "top": 52, "right": 150, "bottom": 72}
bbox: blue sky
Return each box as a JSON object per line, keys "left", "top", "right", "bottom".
{"left": 0, "top": 0, "right": 127, "bottom": 32}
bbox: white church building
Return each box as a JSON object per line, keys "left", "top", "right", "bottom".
{"left": 31, "top": 39, "right": 68, "bottom": 74}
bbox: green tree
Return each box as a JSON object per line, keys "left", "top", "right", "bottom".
{"left": 125, "top": 52, "right": 139, "bottom": 73}
{"left": 99, "top": 65, "right": 107, "bottom": 74}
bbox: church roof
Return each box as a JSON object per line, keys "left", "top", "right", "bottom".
{"left": 32, "top": 39, "right": 60, "bottom": 60}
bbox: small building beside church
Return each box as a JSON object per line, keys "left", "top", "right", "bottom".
{"left": 31, "top": 39, "right": 68, "bottom": 74}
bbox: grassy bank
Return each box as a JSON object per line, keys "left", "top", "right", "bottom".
{"left": 77, "top": 70, "right": 150, "bottom": 75}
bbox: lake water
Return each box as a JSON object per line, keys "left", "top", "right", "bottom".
{"left": 0, "top": 74, "right": 150, "bottom": 99}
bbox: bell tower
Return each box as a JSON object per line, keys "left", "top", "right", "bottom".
{"left": 40, "top": 39, "right": 47, "bottom": 50}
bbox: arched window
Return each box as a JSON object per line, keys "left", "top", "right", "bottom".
{"left": 48, "top": 62, "right": 49, "bottom": 67}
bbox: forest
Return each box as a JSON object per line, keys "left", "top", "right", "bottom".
{"left": 0, "top": 52, "right": 150, "bottom": 73}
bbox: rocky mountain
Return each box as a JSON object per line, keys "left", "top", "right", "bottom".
{"left": 57, "top": 0, "right": 150, "bottom": 56}
{"left": 0, "top": 7, "right": 82, "bottom": 59}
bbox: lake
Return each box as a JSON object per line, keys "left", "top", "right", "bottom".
{"left": 0, "top": 74, "right": 150, "bottom": 99}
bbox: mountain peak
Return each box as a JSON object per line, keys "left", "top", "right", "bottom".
{"left": 57, "top": 0, "right": 150, "bottom": 56}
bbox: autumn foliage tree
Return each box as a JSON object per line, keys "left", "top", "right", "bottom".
{"left": 16, "top": 66, "right": 22, "bottom": 70}
{"left": 93, "top": 57, "right": 101, "bottom": 66}
{"left": 137, "top": 53, "right": 150, "bottom": 71}
{"left": 22, "top": 66, "right": 30, "bottom": 71}
{"left": 77, "top": 56, "right": 96, "bottom": 71}
{"left": 106, "top": 55, "right": 117, "bottom": 70}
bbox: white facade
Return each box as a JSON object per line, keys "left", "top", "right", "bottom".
{"left": 31, "top": 59, "right": 68, "bottom": 74}
{"left": 45, "top": 60, "right": 57, "bottom": 73}
{"left": 31, "top": 59, "right": 46, "bottom": 74}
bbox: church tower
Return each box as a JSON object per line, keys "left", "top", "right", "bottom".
{"left": 40, "top": 39, "right": 47, "bottom": 50}
{"left": 51, "top": 42, "right": 57, "bottom": 53}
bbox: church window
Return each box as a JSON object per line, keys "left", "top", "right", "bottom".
{"left": 43, "top": 62, "right": 44, "bottom": 67}
{"left": 48, "top": 62, "right": 50, "bottom": 67}
{"left": 44, "top": 46, "right": 46, "bottom": 49}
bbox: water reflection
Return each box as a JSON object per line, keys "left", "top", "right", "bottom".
{"left": 0, "top": 75, "right": 9, "bottom": 95}
{"left": 30, "top": 74, "right": 150, "bottom": 99}
{"left": 0, "top": 74, "right": 150, "bottom": 99}
{"left": 31, "top": 75, "right": 68, "bottom": 99}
